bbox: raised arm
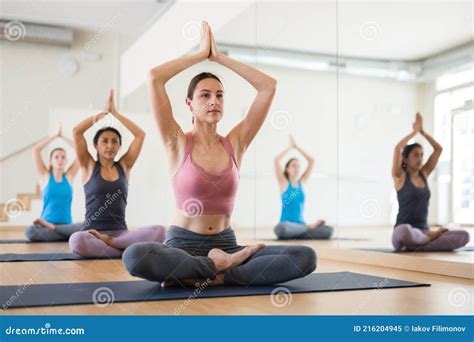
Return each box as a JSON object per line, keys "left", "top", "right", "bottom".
{"left": 148, "top": 22, "right": 211, "bottom": 150}
{"left": 32, "top": 127, "right": 60, "bottom": 179}
{"left": 105, "top": 90, "right": 146, "bottom": 171}
{"left": 419, "top": 114, "right": 443, "bottom": 177}
{"left": 392, "top": 113, "right": 420, "bottom": 179}
{"left": 293, "top": 137, "right": 315, "bottom": 184}
{"left": 72, "top": 110, "right": 107, "bottom": 171}
{"left": 274, "top": 144, "right": 293, "bottom": 186}
{"left": 212, "top": 27, "right": 277, "bottom": 155}
{"left": 49, "top": 124, "right": 80, "bottom": 181}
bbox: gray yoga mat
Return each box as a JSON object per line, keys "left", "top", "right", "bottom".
{"left": 0, "top": 253, "right": 122, "bottom": 262}
{"left": 356, "top": 246, "right": 474, "bottom": 253}
{"left": 0, "top": 272, "right": 429, "bottom": 309}
{"left": 263, "top": 237, "right": 370, "bottom": 241}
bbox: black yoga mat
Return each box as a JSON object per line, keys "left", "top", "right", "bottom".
{"left": 0, "top": 253, "right": 122, "bottom": 262}
{"left": 0, "top": 272, "right": 429, "bottom": 309}
{"left": 0, "top": 239, "right": 66, "bottom": 244}
{"left": 356, "top": 246, "right": 474, "bottom": 253}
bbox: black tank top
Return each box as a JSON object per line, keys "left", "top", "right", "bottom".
{"left": 83, "top": 162, "right": 128, "bottom": 231}
{"left": 395, "top": 170, "right": 430, "bottom": 229}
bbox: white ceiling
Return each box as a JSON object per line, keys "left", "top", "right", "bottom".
{"left": 0, "top": 0, "right": 170, "bottom": 36}
{"left": 1, "top": 1, "right": 472, "bottom": 61}
{"left": 217, "top": 1, "right": 472, "bottom": 61}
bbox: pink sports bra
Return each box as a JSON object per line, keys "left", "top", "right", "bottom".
{"left": 172, "top": 132, "right": 239, "bottom": 216}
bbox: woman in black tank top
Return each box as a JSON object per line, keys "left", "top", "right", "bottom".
{"left": 391, "top": 112, "right": 469, "bottom": 251}
{"left": 68, "top": 90, "right": 165, "bottom": 257}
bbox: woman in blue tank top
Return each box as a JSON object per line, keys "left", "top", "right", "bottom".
{"left": 69, "top": 90, "right": 165, "bottom": 257}
{"left": 273, "top": 136, "right": 333, "bottom": 240}
{"left": 391, "top": 112, "right": 469, "bottom": 251}
{"left": 25, "top": 124, "right": 83, "bottom": 241}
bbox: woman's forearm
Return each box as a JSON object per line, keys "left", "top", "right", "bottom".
{"left": 395, "top": 130, "right": 417, "bottom": 151}
{"left": 113, "top": 112, "right": 145, "bottom": 138}
{"left": 421, "top": 130, "right": 442, "bottom": 151}
{"left": 72, "top": 112, "right": 105, "bottom": 137}
{"left": 214, "top": 54, "right": 276, "bottom": 92}
{"left": 274, "top": 146, "right": 292, "bottom": 161}
{"left": 149, "top": 53, "right": 206, "bottom": 84}
{"left": 33, "top": 135, "right": 56, "bottom": 152}
{"left": 295, "top": 145, "right": 314, "bottom": 162}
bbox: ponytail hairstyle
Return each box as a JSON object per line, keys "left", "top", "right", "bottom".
{"left": 401, "top": 143, "right": 422, "bottom": 170}
{"left": 47, "top": 147, "right": 66, "bottom": 172}
{"left": 283, "top": 158, "right": 297, "bottom": 180}
{"left": 187, "top": 72, "right": 222, "bottom": 125}
{"left": 93, "top": 127, "right": 122, "bottom": 164}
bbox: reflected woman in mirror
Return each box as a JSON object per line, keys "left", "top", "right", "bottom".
{"left": 273, "top": 135, "right": 333, "bottom": 240}
{"left": 391, "top": 112, "right": 469, "bottom": 251}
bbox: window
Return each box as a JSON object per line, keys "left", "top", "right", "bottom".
{"left": 435, "top": 76, "right": 474, "bottom": 225}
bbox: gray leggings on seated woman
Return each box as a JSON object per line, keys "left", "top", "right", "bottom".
{"left": 25, "top": 223, "right": 83, "bottom": 242}
{"left": 274, "top": 222, "right": 334, "bottom": 240}
{"left": 123, "top": 225, "right": 317, "bottom": 286}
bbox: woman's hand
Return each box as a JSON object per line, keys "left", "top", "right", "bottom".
{"left": 412, "top": 112, "right": 423, "bottom": 133}
{"left": 289, "top": 135, "right": 296, "bottom": 149}
{"left": 105, "top": 89, "right": 120, "bottom": 116}
{"left": 209, "top": 24, "right": 222, "bottom": 62}
{"left": 55, "top": 123, "right": 62, "bottom": 137}
{"left": 197, "top": 21, "right": 211, "bottom": 60}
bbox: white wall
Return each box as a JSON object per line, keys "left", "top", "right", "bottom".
{"left": 122, "top": 62, "right": 423, "bottom": 229}
{"left": 1, "top": 34, "right": 438, "bottom": 229}
{"left": 1, "top": 30, "right": 120, "bottom": 203}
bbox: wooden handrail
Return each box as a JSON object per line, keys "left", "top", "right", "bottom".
{"left": 0, "top": 136, "right": 47, "bottom": 163}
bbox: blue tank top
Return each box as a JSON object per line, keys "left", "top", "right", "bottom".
{"left": 279, "top": 181, "right": 305, "bottom": 224}
{"left": 83, "top": 162, "right": 128, "bottom": 231}
{"left": 41, "top": 173, "right": 73, "bottom": 224}
{"left": 395, "top": 170, "right": 430, "bottom": 229}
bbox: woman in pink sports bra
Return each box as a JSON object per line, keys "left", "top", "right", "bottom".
{"left": 123, "top": 21, "right": 316, "bottom": 287}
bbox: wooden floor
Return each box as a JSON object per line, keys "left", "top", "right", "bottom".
{"left": 0, "top": 226, "right": 472, "bottom": 315}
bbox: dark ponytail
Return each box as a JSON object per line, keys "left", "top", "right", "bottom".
{"left": 283, "top": 158, "right": 297, "bottom": 180}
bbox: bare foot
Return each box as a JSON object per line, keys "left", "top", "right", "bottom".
{"left": 309, "top": 219, "right": 325, "bottom": 230}
{"left": 208, "top": 244, "right": 265, "bottom": 273}
{"left": 426, "top": 227, "right": 449, "bottom": 241}
{"left": 33, "top": 218, "right": 55, "bottom": 230}
{"left": 161, "top": 274, "right": 225, "bottom": 288}
{"left": 88, "top": 229, "right": 114, "bottom": 246}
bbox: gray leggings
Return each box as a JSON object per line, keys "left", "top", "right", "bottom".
{"left": 392, "top": 224, "right": 470, "bottom": 251}
{"left": 25, "top": 223, "right": 83, "bottom": 242}
{"left": 123, "top": 225, "right": 317, "bottom": 286}
{"left": 274, "top": 221, "right": 334, "bottom": 240}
